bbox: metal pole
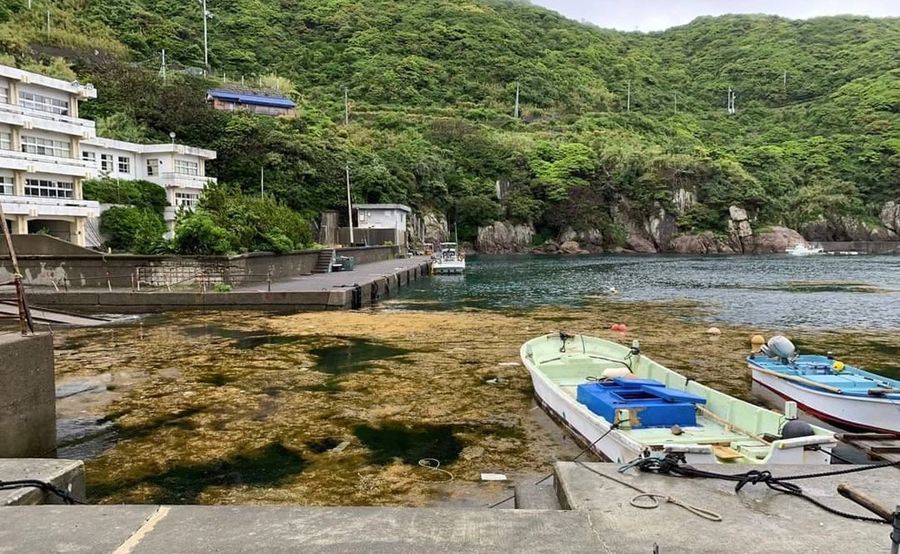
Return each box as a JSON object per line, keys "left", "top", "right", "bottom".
{"left": 202, "top": 0, "right": 209, "bottom": 71}
{"left": 0, "top": 200, "right": 32, "bottom": 335}
{"left": 260, "top": 166, "right": 264, "bottom": 197}
{"left": 344, "top": 87, "right": 349, "bottom": 126}
{"left": 514, "top": 82, "right": 520, "bottom": 119}
{"left": 346, "top": 165, "right": 354, "bottom": 246}
{"left": 626, "top": 80, "right": 631, "bottom": 112}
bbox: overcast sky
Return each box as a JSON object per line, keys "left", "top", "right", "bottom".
{"left": 530, "top": 1, "right": 900, "bottom": 32}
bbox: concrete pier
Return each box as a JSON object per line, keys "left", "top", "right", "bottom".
{"left": 554, "top": 461, "right": 900, "bottom": 553}
{"left": 0, "top": 459, "right": 85, "bottom": 506}
{"left": 0, "top": 506, "right": 602, "bottom": 553}
{"left": 0, "top": 334, "right": 56, "bottom": 457}
{"left": 2, "top": 257, "right": 431, "bottom": 314}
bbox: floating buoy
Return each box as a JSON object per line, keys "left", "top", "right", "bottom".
{"left": 611, "top": 323, "right": 628, "bottom": 333}
{"left": 751, "top": 335, "right": 766, "bottom": 346}
{"left": 706, "top": 327, "right": 722, "bottom": 336}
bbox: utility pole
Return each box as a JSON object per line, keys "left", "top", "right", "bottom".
{"left": 674, "top": 92, "right": 678, "bottom": 114}
{"left": 46, "top": 10, "right": 50, "bottom": 39}
{"left": 260, "top": 166, "right": 265, "bottom": 197}
{"left": 783, "top": 70, "right": 788, "bottom": 93}
{"left": 346, "top": 165, "right": 354, "bottom": 245}
{"left": 344, "top": 86, "right": 349, "bottom": 125}
{"left": 159, "top": 49, "right": 167, "bottom": 83}
{"left": 514, "top": 82, "right": 520, "bottom": 119}
{"left": 626, "top": 80, "right": 631, "bottom": 113}
{"left": 727, "top": 87, "right": 737, "bottom": 115}
{"left": 199, "top": 0, "right": 211, "bottom": 73}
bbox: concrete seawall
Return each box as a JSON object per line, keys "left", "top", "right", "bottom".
{"left": 1, "top": 235, "right": 403, "bottom": 289}
{"left": 0, "top": 334, "right": 56, "bottom": 458}
{"left": 2, "top": 258, "right": 431, "bottom": 313}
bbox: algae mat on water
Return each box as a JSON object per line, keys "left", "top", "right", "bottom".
{"left": 52, "top": 301, "right": 900, "bottom": 506}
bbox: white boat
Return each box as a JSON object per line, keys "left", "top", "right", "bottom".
{"left": 521, "top": 333, "right": 836, "bottom": 465}
{"left": 748, "top": 337, "right": 900, "bottom": 434}
{"left": 432, "top": 242, "right": 466, "bottom": 275}
{"left": 786, "top": 243, "right": 824, "bottom": 256}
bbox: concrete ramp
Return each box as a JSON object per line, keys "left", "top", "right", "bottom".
{"left": 0, "top": 301, "right": 112, "bottom": 327}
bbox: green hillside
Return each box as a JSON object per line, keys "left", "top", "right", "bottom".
{"left": 1, "top": 0, "right": 898, "bottom": 250}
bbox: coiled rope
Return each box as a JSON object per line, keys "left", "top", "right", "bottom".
{"left": 628, "top": 453, "right": 900, "bottom": 523}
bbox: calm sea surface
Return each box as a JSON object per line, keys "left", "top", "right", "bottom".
{"left": 397, "top": 254, "right": 900, "bottom": 330}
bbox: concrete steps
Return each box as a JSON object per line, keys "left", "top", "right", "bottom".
{"left": 311, "top": 249, "right": 335, "bottom": 274}
{"left": 514, "top": 478, "right": 561, "bottom": 510}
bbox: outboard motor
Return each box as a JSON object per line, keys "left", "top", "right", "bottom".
{"left": 760, "top": 335, "right": 798, "bottom": 363}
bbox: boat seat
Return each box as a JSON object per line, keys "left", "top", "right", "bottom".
{"left": 811, "top": 375, "right": 878, "bottom": 389}
{"left": 731, "top": 441, "right": 770, "bottom": 460}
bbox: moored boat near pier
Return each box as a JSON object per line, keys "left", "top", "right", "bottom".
{"left": 749, "top": 337, "right": 900, "bottom": 434}
{"left": 521, "top": 333, "right": 837, "bottom": 465}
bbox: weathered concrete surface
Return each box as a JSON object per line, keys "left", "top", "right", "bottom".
{"left": 0, "top": 333, "right": 56, "bottom": 457}
{"left": 555, "top": 462, "right": 899, "bottom": 553}
{"left": 0, "top": 507, "right": 605, "bottom": 553}
{"left": 0, "top": 505, "right": 157, "bottom": 553}
{"left": 2, "top": 258, "right": 431, "bottom": 313}
{"left": 0, "top": 459, "right": 85, "bottom": 506}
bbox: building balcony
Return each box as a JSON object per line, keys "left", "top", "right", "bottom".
{"left": 146, "top": 172, "right": 217, "bottom": 190}
{"left": 0, "top": 148, "right": 96, "bottom": 178}
{"left": 0, "top": 194, "right": 100, "bottom": 218}
{"left": 0, "top": 102, "right": 96, "bottom": 138}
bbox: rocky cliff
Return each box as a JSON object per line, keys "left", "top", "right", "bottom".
{"left": 475, "top": 222, "right": 535, "bottom": 254}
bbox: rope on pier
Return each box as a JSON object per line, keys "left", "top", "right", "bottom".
{"left": 0, "top": 479, "right": 85, "bottom": 504}
{"left": 626, "top": 453, "right": 900, "bottom": 523}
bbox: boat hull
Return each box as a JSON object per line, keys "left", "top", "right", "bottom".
{"left": 432, "top": 261, "right": 465, "bottom": 275}
{"left": 750, "top": 364, "right": 900, "bottom": 434}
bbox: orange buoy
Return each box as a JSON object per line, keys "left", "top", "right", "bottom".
{"left": 751, "top": 335, "right": 766, "bottom": 345}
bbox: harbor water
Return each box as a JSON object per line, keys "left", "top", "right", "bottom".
{"left": 51, "top": 254, "right": 900, "bottom": 505}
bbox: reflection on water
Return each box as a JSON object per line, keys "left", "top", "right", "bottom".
{"left": 50, "top": 254, "right": 900, "bottom": 506}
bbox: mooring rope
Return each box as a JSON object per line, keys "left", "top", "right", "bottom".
{"left": 627, "top": 454, "right": 900, "bottom": 523}
{"left": 0, "top": 479, "right": 84, "bottom": 505}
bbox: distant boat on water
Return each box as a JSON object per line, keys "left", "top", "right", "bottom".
{"left": 786, "top": 243, "right": 824, "bottom": 256}
{"left": 749, "top": 336, "right": 900, "bottom": 434}
{"left": 432, "top": 242, "right": 466, "bottom": 274}
{"left": 521, "top": 333, "right": 836, "bottom": 465}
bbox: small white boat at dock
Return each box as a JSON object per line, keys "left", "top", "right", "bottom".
{"left": 432, "top": 242, "right": 466, "bottom": 275}
{"left": 521, "top": 333, "right": 836, "bottom": 465}
{"left": 786, "top": 243, "right": 824, "bottom": 256}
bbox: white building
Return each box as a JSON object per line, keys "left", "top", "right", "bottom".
{"left": 80, "top": 138, "right": 217, "bottom": 235}
{"left": 355, "top": 203, "right": 411, "bottom": 247}
{"left": 0, "top": 65, "right": 100, "bottom": 246}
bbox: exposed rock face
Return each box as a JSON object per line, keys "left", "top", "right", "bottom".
{"left": 559, "top": 240, "right": 582, "bottom": 254}
{"left": 612, "top": 200, "right": 676, "bottom": 253}
{"left": 558, "top": 227, "right": 603, "bottom": 253}
{"left": 727, "top": 205, "right": 754, "bottom": 253}
{"left": 423, "top": 212, "right": 449, "bottom": 244}
{"left": 881, "top": 202, "right": 900, "bottom": 236}
{"left": 749, "top": 226, "right": 807, "bottom": 253}
{"left": 475, "top": 222, "right": 534, "bottom": 254}
{"left": 669, "top": 232, "right": 735, "bottom": 254}
{"left": 800, "top": 214, "right": 897, "bottom": 242}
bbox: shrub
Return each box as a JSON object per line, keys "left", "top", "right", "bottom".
{"left": 83, "top": 179, "right": 168, "bottom": 213}
{"left": 173, "top": 212, "right": 232, "bottom": 255}
{"left": 100, "top": 206, "right": 166, "bottom": 253}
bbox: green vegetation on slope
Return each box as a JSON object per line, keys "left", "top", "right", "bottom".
{"left": 2, "top": 1, "right": 898, "bottom": 246}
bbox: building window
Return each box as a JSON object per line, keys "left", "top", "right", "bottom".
{"left": 24, "top": 178, "right": 73, "bottom": 199}
{"left": 100, "top": 154, "right": 114, "bottom": 173}
{"left": 18, "top": 91, "right": 69, "bottom": 116}
{"left": 0, "top": 175, "right": 12, "bottom": 195}
{"left": 21, "top": 135, "right": 71, "bottom": 158}
{"left": 146, "top": 158, "right": 159, "bottom": 177}
{"left": 175, "top": 192, "right": 199, "bottom": 208}
{"left": 82, "top": 151, "right": 96, "bottom": 164}
{"left": 0, "top": 87, "right": 8, "bottom": 104}
{"left": 174, "top": 159, "right": 199, "bottom": 176}
{"left": 0, "top": 132, "right": 10, "bottom": 151}
{"left": 117, "top": 156, "right": 131, "bottom": 174}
